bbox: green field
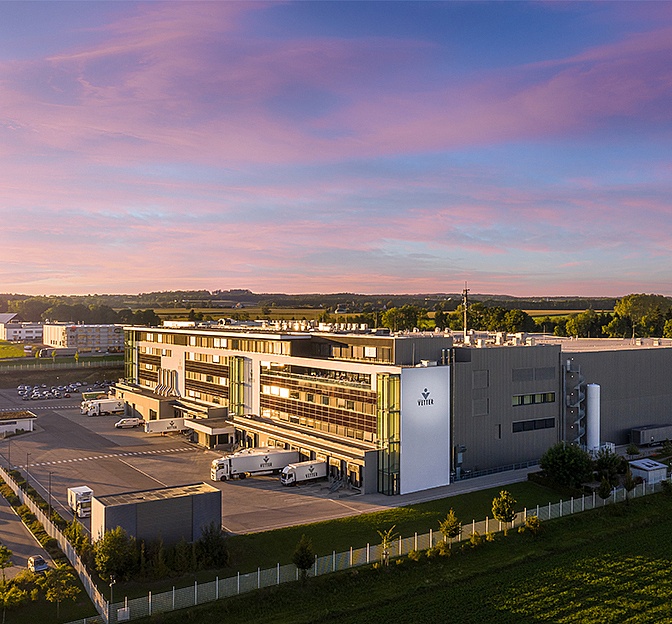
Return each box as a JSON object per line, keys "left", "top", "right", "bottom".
{"left": 136, "top": 494, "right": 672, "bottom": 624}
{"left": 0, "top": 340, "right": 27, "bottom": 358}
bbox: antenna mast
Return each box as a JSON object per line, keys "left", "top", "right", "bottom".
{"left": 462, "top": 282, "right": 469, "bottom": 340}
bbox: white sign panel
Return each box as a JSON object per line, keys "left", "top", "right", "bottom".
{"left": 400, "top": 366, "right": 451, "bottom": 495}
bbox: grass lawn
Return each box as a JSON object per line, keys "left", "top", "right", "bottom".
{"left": 135, "top": 493, "right": 672, "bottom": 624}
{"left": 0, "top": 341, "right": 27, "bottom": 359}
{"left": 114, "top": 481, "right": 562, "bottom": 601}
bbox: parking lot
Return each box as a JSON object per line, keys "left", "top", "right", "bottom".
{"left": 0, "top": 385, "right": 396, "bottom": 544}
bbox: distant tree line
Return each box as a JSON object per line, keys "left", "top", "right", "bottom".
{"left": 2, "top": 298, "right": 160, "bottom": 326}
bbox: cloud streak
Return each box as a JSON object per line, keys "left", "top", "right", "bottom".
{"left": 0, "top": 2, "right": 670, "bottom": 296}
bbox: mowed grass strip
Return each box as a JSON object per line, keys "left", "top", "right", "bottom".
{"left": 135, "top": 494, "right": 672, "bottom": 624}
{"left": 226, "top": 480, "right": 559, "bottom": 573}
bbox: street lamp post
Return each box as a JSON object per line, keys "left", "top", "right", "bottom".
{"left": 109, "top": 576, "right": 116, "bottom": 623}
{"left": 48, "top": 471, "right": 54, "bottom": 520}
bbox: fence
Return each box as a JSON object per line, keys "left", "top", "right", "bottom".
{"left": 0, "top": 359, "right": 121, "bottom": 372}
{"left": 0, "top": 464, "right": 108, "bottom": 622}
{"left": 79, "top": 479, "right": 666, "bottom": 624}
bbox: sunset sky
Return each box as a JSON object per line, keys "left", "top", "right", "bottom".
{"left": 1, "top": 1, "right": 671, "bottom": 297}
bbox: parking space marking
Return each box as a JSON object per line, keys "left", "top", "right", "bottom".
{"left": 29, "top": 446, "right": 197, "bottom": 467}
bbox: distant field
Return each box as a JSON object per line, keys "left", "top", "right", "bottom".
{"left": 525, "top": 309, "right": 612, "bottom": 318}
{"left": 154, "top": 307, "right": 326, "bottom": 321}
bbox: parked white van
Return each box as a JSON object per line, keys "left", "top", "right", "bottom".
{"left": 114, "top": 417, "right": 144, "bottom": 429}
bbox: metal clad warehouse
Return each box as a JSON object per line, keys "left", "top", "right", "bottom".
{"left": 90, "top": 483, "right": 221, "bottom": 543}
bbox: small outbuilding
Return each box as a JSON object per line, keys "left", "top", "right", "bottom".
{"left": 90, "top": 482, "right": 221, "bottom": 544}
{"left": 629, "top": 458, "right": 668, "bottom": 485}
{"left": 0, "top": 410, "right": 37, "bottom": 436}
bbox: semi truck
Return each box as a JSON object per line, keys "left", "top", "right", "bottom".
{"left": 67, "top": 486, "right": 93, "bottom": 518}
{"left": 280, "top": 460, "right": 328, "bottom": 486}
{"left": 211, "top": 448, "right": 300, "bottom": 481}
{"left": 631, "top": 425, "right": 672, "bottom": 446}
{"left": 84, "top": 398, "right": 125, "bottom": 417}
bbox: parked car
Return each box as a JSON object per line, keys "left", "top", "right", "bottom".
{"left": 28, "top": 555, "right": 48, "bottom": 573}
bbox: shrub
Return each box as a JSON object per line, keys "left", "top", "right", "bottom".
{"left": 525, "top": 515, "right": 542, "bottom": 537}
{"left": 407, "top": 549, "right": 422, "bottom": 562}
{"left": 468, "top": 531, "right": 483, "bottom": 549}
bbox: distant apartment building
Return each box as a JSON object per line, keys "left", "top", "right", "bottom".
{"left": 42, "top": 323, "right": 124, "bottom": 353}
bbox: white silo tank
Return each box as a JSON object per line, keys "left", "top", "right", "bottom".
{"left": 586, "top": 384, "right": 601, "bottom": 452}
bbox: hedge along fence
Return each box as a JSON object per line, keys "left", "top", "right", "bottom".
{"left": 84, "top": 479, "right": 667, "bottom": 624}
{"left": 0, "top": 463, "right": 108, "bottom": 621}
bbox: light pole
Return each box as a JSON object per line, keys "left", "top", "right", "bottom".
{"left": 48, "top": 471, "right": 54, "bottom": 520}
{"left": 109, "top": 576, "right": 116, "bottom": 623}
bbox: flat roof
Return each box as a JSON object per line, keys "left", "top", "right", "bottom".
{"left": 532, "top": 336, "right": 672, "bottom": 352}
{"left": 94, "top": 482, "right": 219, "bottom": 507}
{"left": 630, "top": 459, "right": 668, "bottom": 471}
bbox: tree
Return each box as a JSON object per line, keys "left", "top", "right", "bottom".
{"left": 539, "top": 442, "right": 594, "bottom": 489}
{"left": 377, "top": 525, "right": 398, "bottom": 566}
{"left": 195, "top": 522, "right": 229, "bottom": 569}
{"left": 594, "top": 447, "right": 623, "bottom": 486}
{"left": 0, "top": 546, "right": 11, "bottom": 585}
{"left": 624, "top": 467, "right": 637, "bottom": 502}
{"left": 597, "top": 476, "right": 612, "bottom": 503}
{"left": 626, "top": 443, "right": 640, "bottom": 459}
{"left": 609, "top": 293, "right": 671, "bottom": 338}
{"left": 94, "top": 526, "right": 136, "bottom": 581}
{"left": 0, "top": 584, "right": 27, "bottom": 624}
{"left": 38, "top": 567, "right": 80, "bottom": 619}
{"left": 438, "top": 509, "right": 462, "bottom": 549}
{"left": 292, "top": 534, "right": 314, "bottom": 584}
{"left": 492, "top": 490, "right": 517, "bottom": 535}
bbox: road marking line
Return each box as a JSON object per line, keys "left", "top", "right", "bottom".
{"left": 117, "top": 459, "right": 167, "bottom": 487}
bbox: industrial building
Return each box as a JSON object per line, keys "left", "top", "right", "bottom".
{"left": 90, "top": 482, "right": 221, "bottom": 543}
{"left": 116, "top": 321, "right": 672, "bottom": 496}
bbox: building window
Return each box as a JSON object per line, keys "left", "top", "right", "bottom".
{"left": 512, "top": 418, "right": 555, "bottom": 433}
{"left": 512, "top": 392, "right": 555, "bottom": 407}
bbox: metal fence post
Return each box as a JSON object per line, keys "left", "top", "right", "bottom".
{"left": 398, "top": 535, "right": 402, "bottom": 556}
{"left": 486, "top": 516, "right": 488, "bottom": 533}
{"left": 257, "top": 567, "right": 260, "bottom": 589}
{"left": 237, "top": 571, "right": 240, "bottom": 594}
{"left": 148, "top": 591, "right": 152, "bottom": 616}
{"left": 277, "top": 563, "right": 280, "bottom": 585}
{"left": 314, "top": 554, "right": 318, "bottom": 577}
{"left": 172, "top": 586, "right": 175, "bottom": 610}
{"left": 332, "top": 551, "right": 335, "bottom": 572}
{"left": 414, "top": 532, "right": 417, "bottom": 551}
{"left": 560, "top": 500, "right": 562, "bottom": 517}
{"left": 366, "top": 543, "right": 370, "bottom": 564}
{"left": 429, "top": 528, "right": 433, "bottom": 546}
{"left": 548, "top": 501, "right": 551, "bottom": 518}
{"left": 194, "top": 580, "right": 197, "bottom": 605}
{"left": 216, "top": 576, "right": 219, "bottom": 600}
{"left": 349, "top": 547, "right": 353, "bottom": 567}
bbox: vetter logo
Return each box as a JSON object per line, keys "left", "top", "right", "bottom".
{"left": 418, "top": 388, "right": 434, "bottom": 406}
{"left": 260, "top": 455, "right": 272, "bottom": 468}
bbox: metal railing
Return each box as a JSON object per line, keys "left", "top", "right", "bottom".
{"left": 0, "top": 359, "right": 121, "bottom": 372}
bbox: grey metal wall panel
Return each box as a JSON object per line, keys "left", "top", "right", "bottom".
{"left": 191, "top": 490, "right": 222, "bottom": 541}
{"left": 105, "top": 504, "right": 137, "bottom": 539}
{"left": 568, "top": 349, "right": 672, "bottom": 445}
{"left": 453, "top": 345, "right": 561, "bottom": 473}
{"left": 136, "top": 497, "right": 192, "bottom": 544}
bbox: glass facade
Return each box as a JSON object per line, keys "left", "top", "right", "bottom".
{"left": 377, "top": 373, "right": 401, "bottom": 495}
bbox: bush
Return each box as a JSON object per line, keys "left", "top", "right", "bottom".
{"left": 525, "top": 515, "right": 542, "bottom": 537}
{"left": 540, "top": 442, "right": 593, "bottom": 489}
{"left": 467, "top": 531, "right": 483, "bottom": 549}
{"left": 407, "top": 549, "right": 422, "bottom": 562}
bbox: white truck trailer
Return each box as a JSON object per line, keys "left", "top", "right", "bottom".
{"left": 280, "top": 460, "right": 328, "bottom": 486}
{"left": 67, "top": 486, "right": 93, "bottom": 518}
{"left": 144, "top": 418, "right": 187, "bottom": 434}
{"left": 211, "top": 448, "right": 300, "bottom": 481}
{"left": 85, "top": 398, "right": 125, "bottom": 417}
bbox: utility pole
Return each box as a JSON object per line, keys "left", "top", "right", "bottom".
{"left": 462, "top": 282, "right": 469, "bottom": 341}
